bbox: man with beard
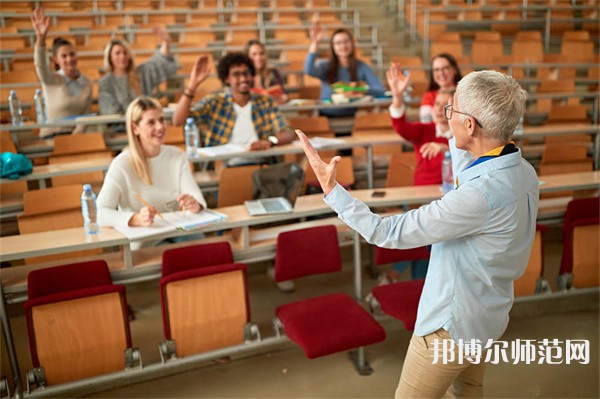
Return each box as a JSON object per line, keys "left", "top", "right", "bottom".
{"left": 173, "top": 53, "right": 293, "bottom": 160}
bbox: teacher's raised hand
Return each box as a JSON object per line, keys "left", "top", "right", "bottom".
{"left": 295, "top": 129, "right": 340, "bottom": 195}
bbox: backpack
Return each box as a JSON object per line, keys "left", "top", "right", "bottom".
{"left": 0, "top": 152, "right": 33, "bottom": 179}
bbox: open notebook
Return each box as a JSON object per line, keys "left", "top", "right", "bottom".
{"left": 114, "top": 209, "right": 227, "bottom": 240}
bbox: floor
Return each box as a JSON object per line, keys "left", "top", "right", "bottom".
{"left": 2, "top": 228, "right": 598, "bottom": 398}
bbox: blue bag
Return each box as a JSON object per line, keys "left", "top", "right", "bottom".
{"left": 0, "top": 152, "right": 33, "bottom": 179}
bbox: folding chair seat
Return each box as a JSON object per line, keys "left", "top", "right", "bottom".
{"left": 368, "top": 246, "right": 429, "bottom": 330}
{"left": 557, "top": 197, "right": 600, "bottom": 290}
{"left": 272, "top": 225, "right": 385, "bottom": 374}
{"left": 159, "top": 242, "right": 259, "bottom": 359}
{"left": 22, "top": 260, "right": 137, "bottom": 390}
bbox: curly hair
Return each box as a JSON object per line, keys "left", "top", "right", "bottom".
{"left": 217, "top": 52, "right": 256, "bottom": 84}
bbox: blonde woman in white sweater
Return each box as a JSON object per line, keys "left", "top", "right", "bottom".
{"left": 97, "top": 96, "right": 206, "bottom": 230}
{"left": 30, "top": 7, "right": 93, "bottom": 138}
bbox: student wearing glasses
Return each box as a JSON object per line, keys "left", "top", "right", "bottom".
{"left": 173, "top": 53, "right": 293, "bottom": 155}
{"left": 420, "top": 53, "right": 462, "bottom": 123}
{"left": 296, "top": 70, "right": 538, "bottom": 398}
{"left": 304, "top": 22, "right": 386, "bottom": 117}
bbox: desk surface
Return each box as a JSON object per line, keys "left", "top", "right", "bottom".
{"left": 1, "top": 171, "right": 598, "bottom": 263}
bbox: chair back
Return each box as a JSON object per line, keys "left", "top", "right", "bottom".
{"left": 514, "top": 225, "right": 545, "bottom": 296}
{"left": 572, "top": 221, "right": 600, "bottom": 288}
{"left": 18, "top": 185, "right": 102, "bottom": 264}
{"left": 160, "top": 242, "right": 250, "bottom": 356}
{"left": 275, "top": 225, "right": 341, "bottom": 282}
{"left": 374, "top": 246, "right": 430, "bottom": 266}
{"left": 560, "top": 197, "right": 600, "bottom": 276}
{"left": 23, "top": 260, "right": 131, "bottom": 386}
{"left": 217, "top": 165, "right": 260, "bottom": 207}
{"left": 386, "top": 152, "right": 415, "bottom": 188}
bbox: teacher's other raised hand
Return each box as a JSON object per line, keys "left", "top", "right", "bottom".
{"left": 295, "top": 129, "right": 340, "bottom": 195}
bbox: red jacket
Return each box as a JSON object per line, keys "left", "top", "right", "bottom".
{"left": 391, "top": 114, "right": 449, "bottom": 185}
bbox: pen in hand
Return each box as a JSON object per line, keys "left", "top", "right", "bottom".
{"left": 134, "top": 192, "right": 164, "bottom": 221}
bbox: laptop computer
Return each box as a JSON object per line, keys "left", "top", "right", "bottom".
{"left": 244, "top": 183, "right": 301, "bottom": 216}
{"left": 244, "top": 163, "right": 304, "bottom": 216}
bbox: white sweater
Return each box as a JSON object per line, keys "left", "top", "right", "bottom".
{"left": 97, "top": 145, "right": 207, "bottom": 227}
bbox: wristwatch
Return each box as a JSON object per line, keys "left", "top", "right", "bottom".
{"left": 268, "top": 136, "right": 279, "bottom": 146}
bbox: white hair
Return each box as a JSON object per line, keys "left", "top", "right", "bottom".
{"left": 455, "top": 70, "right": 527, "bottom": 142}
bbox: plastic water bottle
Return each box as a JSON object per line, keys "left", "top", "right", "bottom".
{"left": 34, "top": 89, "right": 47, "bottom": 124}
{"left": 8, "top": 90, "right": 23, "bottom": 126}
{"left": 81, "top": 184, "right": 99, "bottom": 236}
{"left": 441, "top": 151, "right": 453, "bottom": 194}
{"left": 184, "top": 117, "right": 199, "bottom": 158}
{"left": 402, "top": 69, "right": 413, "bottom": 104}
{"left": 513, "top": 115, "right": 524, "bottom": 136}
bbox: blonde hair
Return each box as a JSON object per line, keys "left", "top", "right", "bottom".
{"left": 103, "top": 39, "right": 141, "bottom": 95}
{"left": 125, "top": 96, "right": 162, "bottom": 185}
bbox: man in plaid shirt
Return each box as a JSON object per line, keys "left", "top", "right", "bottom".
{"left": 173, "top": 53, "right": 293, "bottom": 151}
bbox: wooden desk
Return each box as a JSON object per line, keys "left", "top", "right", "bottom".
{"left": 0, "top": 171, "right": 598, "bottom": 395}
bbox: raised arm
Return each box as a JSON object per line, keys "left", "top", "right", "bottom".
{"left": 172, "top": 55, "right": 210, "bottom": 126}
{"left": 386, "top": 63, "right": 411, "bottom": 109}
{"left": 154, "top": 25, "right": 171, "bottom": 57}
{"left": 295, "top": 129, "right": 340, "bottom": 195}
{"left": 31, "top": 7, "right": 50, "bottom": 47}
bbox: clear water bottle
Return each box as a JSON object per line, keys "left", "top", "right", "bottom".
{"left": 34, "top": 89, "right": 47, "bottom": 124}
{"left": 402, "top": 69, "right": 413, "bottom": 104}
{"left": 8, "top": 90, "right": 23, "bottom": 126}
{"left": 441, "top": 151, "right": 453, "bottom": 194}
{"left": 81, "top": 184, "right": 99, "bottom": 236}
{"left": 184, "top": 117, "right": 199, "bottom": 158}
{"left": 513, "top": 115, "right": 524, "bottom": 136}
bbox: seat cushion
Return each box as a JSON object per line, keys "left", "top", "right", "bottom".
{"left": 276, "top": 293, "right": 385, "bottom": 359}
{"left": 372, "top": 279, "right": 425, "bottom": 331}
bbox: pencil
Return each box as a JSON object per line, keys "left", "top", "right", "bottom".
{"left": 134, "top": 193, "right": 165, "bottom": 221}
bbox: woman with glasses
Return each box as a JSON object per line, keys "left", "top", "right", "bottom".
{"left": 386, "top": 64, "right": 455, "bottom": 186}
{"left": 420, "top": 53, "right": 462, "bottom": 123}
{"left": 304, "top": 22, "right": 385, "bottom": 117}
{"left": 98, "top": 29, "right": 178, "bottom": 120}
{"left": 31, "top": 7, "right": 93, "bottom": 138}
{"left": 98, "top": 96, "right": 206, "bottom": 234}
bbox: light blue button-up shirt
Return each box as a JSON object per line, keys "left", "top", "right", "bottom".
{"left": 324, "top": 146, "right": 539, "bottom": 343}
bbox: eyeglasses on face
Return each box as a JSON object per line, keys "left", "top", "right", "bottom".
{"left": 229, "top": 70, "right": 252, "bottom": 79}
{"left": 444, "top": 104, "right": 483, "bottom": 128}
{"left": 432, "top": 65, "right": 453, "bottom": 74}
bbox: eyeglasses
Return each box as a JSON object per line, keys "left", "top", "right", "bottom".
{"left": 444, "top": 104, "right": 483, "bottom": 128}
{"left": 230, "top": 70, "right": 252, "bottom": 79}
{"left": 332, "top": 39, "right": 352, "bottom": 46}
{"left": 432, "top": 65, "right": 453, "bottom": 74}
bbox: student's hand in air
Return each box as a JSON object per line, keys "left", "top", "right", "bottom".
{"left": 295, "top": 129, "right": 340, "bottom": 195}
{"left": 129, "top": 206, "right": 157, "bottom": 227}
{"left": 420, "top": 142, "right": 449, "bottom": 160}
{"left": 309, "top": 21, "right": 324, "bottom": 44}
{"left": 186, "top": 55, "right": 211, "bottom": 92}
{"left": 152, "top": 26, "right": 170, "bottom": 43}
{"left": 30, "top": 7, "right": 50, "bottom": 40}
{"left": 386, "top": 63, "right": 411, "bottom": 98}
{"left": 177, "top": 194, "right": 202, "bottom": 213}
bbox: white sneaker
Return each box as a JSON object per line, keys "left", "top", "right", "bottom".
{"left": 267, "top": 266, "right": 295, "bottom": 292}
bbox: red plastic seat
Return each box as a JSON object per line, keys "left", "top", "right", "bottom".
{"left": 160, "top": 242, "right": 255, "bottom": 358}
{"left": 23, "top": 260, "right": 134, "bottom": 388}
{"left": 273, "top": 225, "right": 385, "bottom": 374}
{"left": 370, "top": 246, "right": 430, "bottom": 330}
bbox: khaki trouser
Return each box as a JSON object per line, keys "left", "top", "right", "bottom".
{"left": 395, "top": 329, "right": 486, "bottom": 398}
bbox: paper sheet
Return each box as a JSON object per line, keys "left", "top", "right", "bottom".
{"left": 114, "top": 210, "right": 227, "bottom": 240}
